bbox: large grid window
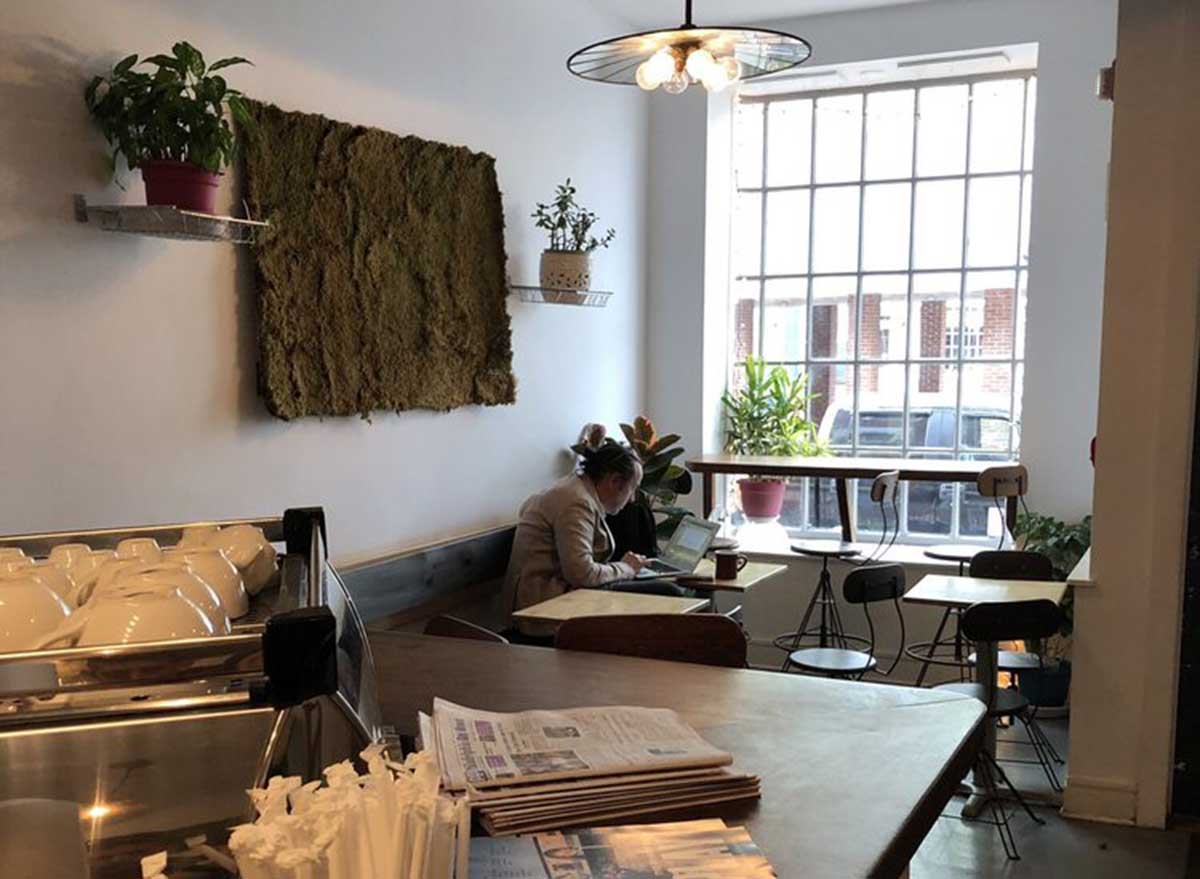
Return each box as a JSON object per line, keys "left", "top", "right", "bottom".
{"left": 728, "top": 73, "right": 1036, "bottom": 541}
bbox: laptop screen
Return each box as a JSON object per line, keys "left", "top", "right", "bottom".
{"left": 661, "top": 517, "right": 718, "bottom": 569}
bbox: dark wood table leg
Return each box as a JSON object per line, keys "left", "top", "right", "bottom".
{"left": 702, "top": 472, "right": 714, "bottom": 518}
{"left": 835, "top": 476, "right": 857, "bottom": 542}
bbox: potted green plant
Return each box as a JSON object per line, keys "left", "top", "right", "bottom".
{"left": 85, "top": 42, "right": 252, "bottom": 213}
{"left": 1012, "top": 511, "right": 1092, "bottom": 708}
{"left": 532, "top": 179, "right": 615, "bottom": 293}
{"left": 721, "top": 357, "right": 827, "bottom": 521}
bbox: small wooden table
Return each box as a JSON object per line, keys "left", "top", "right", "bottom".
{"left": 687, "top": 453, "right": 1019, "bottom": 542}
{"left": 370, "top": 632, "right": 984, "bottom": 879}
{"left": 676, "top": 559, "right": 787, "bottom": 593}
{"left": 512, "top": 588, "right": 711, "bottom": 626}
{"left": 905, "top": 574, "right": 1068, "bottom": 815}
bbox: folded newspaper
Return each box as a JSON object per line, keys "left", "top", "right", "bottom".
{"left": 421, "top": 700, "right": 760, "bottom": 835}
{"left": 469, "top": 819, "right": 776, "bottom": 879}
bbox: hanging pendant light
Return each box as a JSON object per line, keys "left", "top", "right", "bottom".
{"left": 567, "top": 0, "right": 812, "bottom": 94}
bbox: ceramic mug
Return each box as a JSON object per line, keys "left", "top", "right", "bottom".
{"left": 205, "top": 525, "right": 277, "bottom": 595}
{"left": 87, "top": 563, "right": 230, "bottom": 634}
{"left": 48, "top": 543, "right": 93, "bottom": 573}
{"left": 713, "top": 551, "right": 749, "bottom": 580}
{"left": 178, "top": 525, "right": 220, "bottom": 549}
{"left": 0, "top": 571, "right": 72, "bottom": 652}
{"left": 163, "top": 547, "right": 249, "bottom": 619}
{"left": 25, "top": 561, "right": 76, "bottom": 603}
{"left": 0, "top": 548, "right": 27, "bottom": 565}
{"left": 36, "top": 587, "right": 214, "bottom": 648}
{"left": 115, "top": 537, "right": 163, "bottom": 563}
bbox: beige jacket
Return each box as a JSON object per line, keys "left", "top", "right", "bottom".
{"left": 503, "top": 474, "right": 635, "bottom": 622}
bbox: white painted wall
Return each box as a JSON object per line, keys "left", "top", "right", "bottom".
{"left": 646, "top": 0, "right": 1117, "bottom": 525}
{"left": 0, "top": 0, "right": 648, "bottom": 562}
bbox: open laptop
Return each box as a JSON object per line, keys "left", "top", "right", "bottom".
{"left": 635, "top": 515, "right": 721, "bottom": 579}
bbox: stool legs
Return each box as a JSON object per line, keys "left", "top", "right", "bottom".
{"left": 777, "top": 556, "right": 849, "bottom": 671}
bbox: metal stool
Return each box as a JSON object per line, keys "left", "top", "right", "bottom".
{"left": 774, "top": 540, "right": 861, "bottom": 668}
{"left": 906, "top": 544, "right": 981, "bottom": 686}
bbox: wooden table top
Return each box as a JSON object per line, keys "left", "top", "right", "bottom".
{"left": 676, "top": 559, "right": 787, "bottom": 593}
{"left": 904, "top": 574, "right": 1069, "bottom": 609}
{"left": 512, "top": 588, "right": 711, "bottom": 624}
{"left": 369, "top": 632, "right": 983, "bottom": 879}
{"left": 687, "top": 453, "right": 1015, "bottom": 482}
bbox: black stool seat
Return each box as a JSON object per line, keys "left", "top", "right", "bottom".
{"left": 791, "top": 540, "right": 860, "bottom": 559}
{"left": 923, "top": 544, "right": 982, "bottom": 564}
{"left": 788, "top": 646, "right": 877, "bottom": 675}
{"left": 934, "top": 681, "right": 1029, "bottom": 718}
{"left": 969, "top": 649, "right": 1041, "bottom": 671}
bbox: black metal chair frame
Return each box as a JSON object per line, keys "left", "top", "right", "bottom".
{"left": 784, "top": 563, "right": 908, "bottom": 680}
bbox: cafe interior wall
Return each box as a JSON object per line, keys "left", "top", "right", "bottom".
{"left": 0, "top": 0, "right": 649, "bottom": 562}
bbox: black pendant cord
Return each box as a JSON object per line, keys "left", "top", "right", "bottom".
{"left": 682, "top": 0, "right": 694, "bottom": 28}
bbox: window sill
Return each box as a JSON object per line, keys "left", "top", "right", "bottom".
{"left": 728, "top": 530, "right": 972, "bottom": 568}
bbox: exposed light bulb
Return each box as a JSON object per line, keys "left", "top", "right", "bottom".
{"left": 685, "top": 48, "right": 717, "bottom": 80}
{"left": 662, "top": 69, "right": 691, "bottom": 94}
{"left": 644, "top": 49, "right": 676, "bottom": 85}
{"left": 635, "top": 60, "right": 661, "bottom": 91}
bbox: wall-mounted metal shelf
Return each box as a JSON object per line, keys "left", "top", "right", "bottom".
{"left": 510, "top": 285, "right": 612, "bottom": 308}
{"left": 73, "top": 195, "right": 268, "bottom": 244}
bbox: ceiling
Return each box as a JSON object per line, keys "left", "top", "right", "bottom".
{"left": 593, "top": 0, "right": 928, "bottom": 29}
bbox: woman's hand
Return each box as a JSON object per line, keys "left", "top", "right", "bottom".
{"left": 621, "top": 552, "right": 648, "bottom": 573}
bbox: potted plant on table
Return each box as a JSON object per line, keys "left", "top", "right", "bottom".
{"left": 532, "top": 179, "right": 615, "bottom": 293}
{"left": 1012, "top": 511, "right": 1092, "bottom": 709}
{"left": 85, "top": 41, "right": 252, "bottom": 213}
{"left": 721, "top": 357, "right": 827, "bottom": 522}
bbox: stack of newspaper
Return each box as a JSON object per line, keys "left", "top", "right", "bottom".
{"left": 420, "top": 699, "right": 761, "bottom": 836}
{"left": 470, "top": 819, "right": 776, "bottom": 878}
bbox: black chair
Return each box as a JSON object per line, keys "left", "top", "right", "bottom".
{"left": 968, "top": 551, "right": 1056, "bottom": 673}
{"left": 774, "top": 472, "right": 899, "bottom": 667}
{"left": 936, "top": 599, "right": 1062, "bottom": 860}
{"left": 910, "top": 465, "right": 1030, "bottom": 686}
{"left": 784, "top": 563, "right": 906, "bottom": 679}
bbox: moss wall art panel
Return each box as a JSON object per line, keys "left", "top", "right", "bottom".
{"left": 241, "top": 101, "right": 515, "bottom": 420}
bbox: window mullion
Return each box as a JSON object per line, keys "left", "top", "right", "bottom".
{"left": 1010, "top": 76, "right": 1032, "bottom": 460}
{"left": 951, "top": 83, "right": 976, "bottom": 542}
{"left": 805, "top": 98, "right": 819, "bottom": 530}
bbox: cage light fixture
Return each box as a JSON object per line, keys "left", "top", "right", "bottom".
{"left": 567, "top": 0, "right": 812, "bottom": 94}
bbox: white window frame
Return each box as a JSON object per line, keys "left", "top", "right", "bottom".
{"left": 727, "top": 70, "right": 1036, "bottom": 543}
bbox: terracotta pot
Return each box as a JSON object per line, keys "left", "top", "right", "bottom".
{"left": 141, "top": 160, "right": 221, "bottom": 213}
{"left": 539, "top": 250, "right": 591, "bottom": 291}
{"left": 739, "top": 478, "right": 787, "bottom": 520}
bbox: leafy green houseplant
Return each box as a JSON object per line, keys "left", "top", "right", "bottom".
{"left": 1012, "top": 511, "right": 1092, "bottom": 706}
{"left": 85, "top": 41, "right": 252, "bottom": 212}
{"left": 721, "top": 357, "right": 827, "bottom": 520}
{"left": 533, "top": 179, "right": 616, "bottom": 293}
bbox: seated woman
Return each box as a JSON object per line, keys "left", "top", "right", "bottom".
{"left": 503, "top": 431, "right": 686, "bottom": 634}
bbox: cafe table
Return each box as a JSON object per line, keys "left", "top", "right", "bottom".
{"left": 370, "top": 631, "right": 984, "bottom": 879}
{"left": 676, "top": 558, "right": 787, "bottom": 594}
{"left": 687, "top": 453, "right": 1019, "bottom": 543}
{"left": 904, "top": 573, "right": 1069, "bottom": 815}
{"left": 512, "top": 588, "right": 711, "bottom": 627}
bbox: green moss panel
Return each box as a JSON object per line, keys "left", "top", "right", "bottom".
{"left": 240, "top": 100, "right": 516, "bottom": 420}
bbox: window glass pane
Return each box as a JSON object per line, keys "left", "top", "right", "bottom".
{"left": 762, "top": 279, "right": 808, "bottom": 361}
{"left": 812, "top": 185, "right": 860, "bottom": 273}
{"left": 764, "top": 189, "right": 810, "bottom": 275}
{"left": 856, "top": 364, "right": 907, "bottom": 448}
{"left": 961, "top": 363, "right": 1013, "bottom": 451}
{"left": 814, "top": 94, "right": 863, "bottom": 184}
{"left": 767, "top": 99, "right": 812, "bottom": 187}
{"left": 1016, "top": 270, "right": 1028, "bottom": 359}
{"left": 908, "top": 363, "right": 958, "bottom": 448}
{"left": 734, "top": 101, "right": 764, "bottom": 188}
{"left": 909, "top": 273, "right": 960, "bottom": 361}
{"left": 860, "top": 274, "right": 907, "bottom": 360}
{"left": 810, "top": 276, "right": 856, "bottom": 360}
{"left": 959, "top": 482, "right": 1007, "bottom": 539}
{"left": 1024, "top": 77, "right": 1037, "bottom": 169}
{"left": 810, "top": 363, "right": 854, "bottom": 444}
{"left": 969, "top": 79, "right": 1026, "bottom": 173}
{"left": 731, "top": 280, "right": 759, "bottom": 361}
{"left": 913, "top": 179, "right": 965, "bottom": 269}
{"left": 733, "top": 192, "right": 762, "bottom": 276}
{"left": 905, "top": 459, "right": 954, "bottom": 536}
{"left": 963, "top": 271, "right": 1016, "bottom": 360}
{"left": 966, "top": 175, "right": 1020, "bottom": 267}
{"left": 865, "top": 89, "right": 915, "bottom": 180}
{"left": 855, "top": 454, "right": 902, "bottom": 532}
{"left": 1020, "top": 175, "right": 1032, "bottom": 266}
{"left": 916, "top": 84, "right": 968, "bottom": 176}
{"left": 862, "top": 183, "right": 911, "bottom": 271}
{"left": 804, "top": 477, "right": 845, "bottom": 532}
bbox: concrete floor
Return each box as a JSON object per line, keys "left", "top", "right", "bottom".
{"left": 912, "top": 718, "right": 1193, "bottom": 877}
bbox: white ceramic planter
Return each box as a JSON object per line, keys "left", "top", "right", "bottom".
{"left": 539, "top": 250, "right": 591, "bottom": 291}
